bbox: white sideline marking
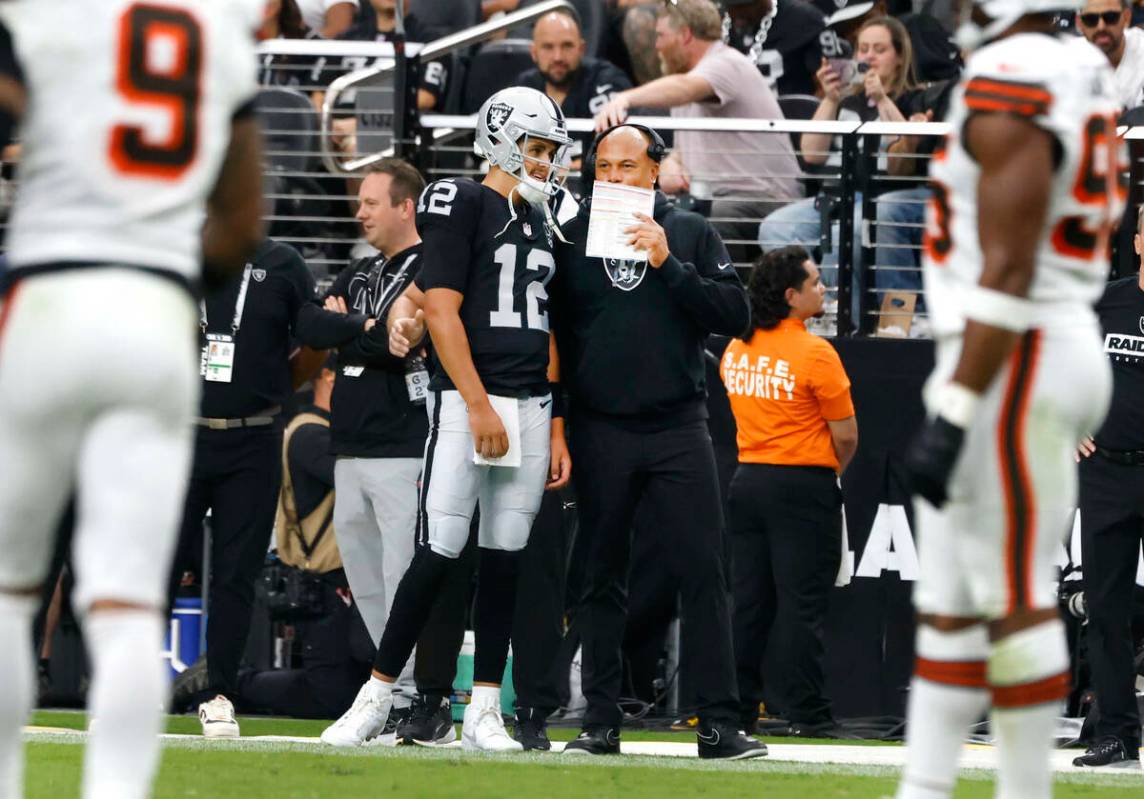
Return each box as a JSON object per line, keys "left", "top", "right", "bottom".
{"left": 22, "top": 726, "right": 1143, "bottom": 778}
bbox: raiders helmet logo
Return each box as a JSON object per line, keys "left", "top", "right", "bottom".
{"left": 1138, "top": 315, "right": 1144, "bottom": 336}
{"left": 486, "top": 102, "right": 513, "bottom": 133}
{"left": 604, "top": 258, "right": 646, "bottom": 291}
{"left": 251, "top": 268, "right": 267, "bottom": 282}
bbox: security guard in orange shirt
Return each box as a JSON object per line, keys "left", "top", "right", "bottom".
{"left": 720, "top": 245, "right": 858, "bottom": 735}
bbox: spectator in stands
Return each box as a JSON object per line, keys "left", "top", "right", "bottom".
{"left": 594, "top": 0, "right": 801, "bottom": 261}
{"left": 720, "top": 0, "right": 844, "bottom": 97}
{"left": 518, "top": 8, "right": 633, "bottom": 163}
{"left": 328, "top": 0, "right": 449, "bottom": 112}
{"left": 482, "top": 0, "right": 521, "bottom": 21}
{"left": 297, "top": 0, "right": 359, "bottom": 38}
{"left": 610, "top": 1, "right": 665, "bottom": 86}
{"left": 757, "top": 17, "right": 919, "bottom": 288}
{"left": 812, "top": 0, "right": 881, "bottom": 46}
{"left": 1078, "top": 0, "right": 1144, "bottom": 109}
{"left": 720, "top": 245, "right": 856, "bottom": 737}
{"left": 257, "top": 0, "right": 327, "bottom": 91}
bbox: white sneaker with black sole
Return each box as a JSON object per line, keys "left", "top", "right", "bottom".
{"left": 462, "top": 701, "right": 523, "bottom": 752}
{"left": 320, "top": 682, "right": 393, "bottom": 747}
{"left": 198, "top": 695, "right": 240, "bottom": 739}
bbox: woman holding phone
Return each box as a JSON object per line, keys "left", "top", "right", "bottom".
{"left": 757, "top": 16, "right": 927, "bottom": 309}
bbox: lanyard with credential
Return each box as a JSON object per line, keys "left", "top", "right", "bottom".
{"left": 200, "top": 263, "right": 253, "bottom": 337}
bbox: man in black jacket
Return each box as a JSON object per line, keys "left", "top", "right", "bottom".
{"left": 297, "top": 158, "right": 438, "bottom": 736}
{"left": 552, "top": 124, "right": 765, "bottom": 760}
{"left": 517, "top": 8, "right": 632, "bottom": 162}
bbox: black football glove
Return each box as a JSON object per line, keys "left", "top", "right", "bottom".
{"left": 904, "top": 415, "right": 966, "bottom": 509}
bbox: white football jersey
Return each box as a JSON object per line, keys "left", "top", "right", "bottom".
{"left": 1, "top": 0, "right": 258, "bottom": 282}
{"left": 923, "top": 33, "right": 1126, "bottom": 337}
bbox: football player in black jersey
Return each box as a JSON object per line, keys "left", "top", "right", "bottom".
{"left": 321, "top": 86, "right": 573, "bottom": 753}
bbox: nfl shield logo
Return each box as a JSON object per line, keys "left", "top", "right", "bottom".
{"left": 252, "top": 268, "right": 267, "bottom": 282}
{"left": 522, "top": 222, "right": 532, "bottom": 237}
{"left": 603, "top": 258, "right": 647, "bottom": 291}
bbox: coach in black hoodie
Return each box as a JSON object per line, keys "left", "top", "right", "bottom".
{"left": 552, "top": 125, "right": 763, "bottom": 760}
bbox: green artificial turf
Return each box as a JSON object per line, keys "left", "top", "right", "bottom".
{"left": 22, "top": 740, "right": 1144, "bottom": 799}
{"left": 21, "top": 711, "right": 1144, "bottom": 798}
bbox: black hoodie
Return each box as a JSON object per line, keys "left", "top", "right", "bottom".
{"left": 550, "top": 192, "right": 749, "bottom": 430}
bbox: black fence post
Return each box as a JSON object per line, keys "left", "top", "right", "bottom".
{"left": 836, "top": 133, "right": 857, "bottom": 337}
{"left": 857, "top": 132, "right": 879, "bottom": 335}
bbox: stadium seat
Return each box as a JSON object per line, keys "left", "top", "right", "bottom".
{"left": 778, "top": 94, "right": 823, "bottom": 177}
{"left": 777, "top": 94, "right": 821, "bottom": 124}
{"left": 415, "top": 0, "right": 481, "bottom": 37}
{"left": 460, "top": 39, "right": 535, "bottom": 114}
{"left": 255, "top": 87, "right": 319, "bottom": 173}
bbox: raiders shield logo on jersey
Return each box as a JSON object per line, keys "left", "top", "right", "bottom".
{"left": 1138, "top": 315, "right": 1144, "bottom": 336}
{"left": 486, "top": 102, "right": 512, "bottom": 133}
{"left": 251, "top": 268, "right": 267, "bottom": 282}
{"left": 604, "top": 258, "right": 646, "bottom": 291}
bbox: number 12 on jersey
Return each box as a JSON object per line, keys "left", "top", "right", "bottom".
{"left": 490, "top": 243, "right": 555, "bottom": 332}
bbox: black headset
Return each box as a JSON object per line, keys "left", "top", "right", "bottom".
{"left": 583, "top": 122, "right": 666, "bottom": 181}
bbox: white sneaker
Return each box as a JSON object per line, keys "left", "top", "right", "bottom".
{"left": 198, "top": 695, "right": 239, "bottom": 739}
{"left": 462, "top": 701, "right": 523, "bottom": 753}
{"left": 320, "top": 682, "right": 393, "bottom": 747}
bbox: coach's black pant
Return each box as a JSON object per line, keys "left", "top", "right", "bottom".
{"left": 1079, "top": 452, "right": 1144, "bottom": 749}
{"left": 171, "top": 426, "right": 282, "bottom": 700}
{"left": 729, "top": 463, "right": 841, "bottom": 728}
{"left": 569, "top": 414, "right": 739, "bottom": 727}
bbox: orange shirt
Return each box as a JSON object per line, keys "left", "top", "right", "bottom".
{"left": 720, "top": 319, "right": 855, "bottom": 471}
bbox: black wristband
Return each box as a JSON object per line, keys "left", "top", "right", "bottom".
{"left": 548, "top": 382, "right": 566, "bottom": 419}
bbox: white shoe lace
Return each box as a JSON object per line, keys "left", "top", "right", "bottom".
{"left": 474, "top": 705, "right": 512, "bottom": 743}
{"left": 332, "top": 687, "right": 384, "bottom": 737}
{"left": 200, "top": 696, "right": 235, "bottom": 724}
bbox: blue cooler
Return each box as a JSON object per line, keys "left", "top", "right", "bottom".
{"left": 164, "top": 597, "right": 204, "bottom": 680}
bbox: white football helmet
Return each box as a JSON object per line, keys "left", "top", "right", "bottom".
{"left": 475, "top": 86, "right": 572, "bottom": 207}
{"left": 954, "top": 0, "right": 1082, "bottom": 50}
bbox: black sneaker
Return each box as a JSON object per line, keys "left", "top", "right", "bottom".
{"left": 1072, "top": 736, "right": 1141, "bottom": 769}
{"left": 513, "top": 708, "right": 552, "bottom": 751}
{"left": 397, "top": 694, "right": 456, "bottom": 746}
{"left": 563, "top": 726, "right": 620, "bottom": 755}
{"left": 380, "top": 705, "right": 412, "bottom": 745}
{"left": 697, "top": 721, "right": 769, "bottom": 760}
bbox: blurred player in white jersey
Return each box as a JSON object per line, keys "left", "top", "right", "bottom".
{"left": 897, "top": 1, "right": 1126, "bottom": 796}
{"left": 0, "top": 1, "right": 263, "bottom": 797}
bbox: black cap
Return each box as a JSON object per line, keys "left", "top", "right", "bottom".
{"left": 811, "top": 0, "right": 876, "bottom": 27}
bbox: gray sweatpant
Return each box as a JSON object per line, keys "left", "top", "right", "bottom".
{"left": 333, "top": 456, "right": 419, "bottom": 703}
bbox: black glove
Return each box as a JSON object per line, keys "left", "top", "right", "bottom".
{"left": 904, "top": 415, "right": 966, "bottom": 508}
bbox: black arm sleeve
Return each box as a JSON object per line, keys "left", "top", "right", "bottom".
{"left": 657, "top": 219, "right": 750, "bottom": 336}
{"left": 294, "top": 267, "right": 370, "bottom": 348}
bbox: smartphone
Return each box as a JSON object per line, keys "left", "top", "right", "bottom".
{"left": 827, "top": 58, "right": 867, "bottom": 87}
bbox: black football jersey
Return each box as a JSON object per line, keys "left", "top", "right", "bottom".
{"left": 1094, "top": 277, "right": 1144, "bottom": 450}
{"left": 415, "top": 178, "right": 555, "bottom": 397}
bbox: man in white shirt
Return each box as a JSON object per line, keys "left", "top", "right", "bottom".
{"left": 1077, "top": 0, "right": 1144, "bottom": 109}
{"left": 296, "top": 0, "right": 358, "bottom": 38}
{"left": 594, "top": 0, "right": 802, "bottom": 260}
